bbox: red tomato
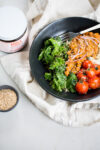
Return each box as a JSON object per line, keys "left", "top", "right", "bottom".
{"left": 88, "top": 76, "right": 100, "bottom": 89}
{"left": 82, "top": 60, "right": 93, "bottom": 69}
{"left": 76, "top": 81, "right": 89, "bottom": 94}
{"left": 79, "top": 68, "right": 86, "bottom": 73}
{"left": 77, "top": 72, "right": 87, "bottom": 81}
{"left": 95, "top": 65, "right": 100, "bottom": 76}
{"left": 86, "top": 68, "right": 96, "bottom": 78}
{"left": 92, "top": 64, "right": 98, "bottom": 68}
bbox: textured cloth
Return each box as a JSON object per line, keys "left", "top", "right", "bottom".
{"left": 1, "top": 0, "right": 100, "bottom": 127}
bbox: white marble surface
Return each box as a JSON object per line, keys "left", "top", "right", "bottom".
{"left": 0, "top": 0, "right": 100, "bottom": 150}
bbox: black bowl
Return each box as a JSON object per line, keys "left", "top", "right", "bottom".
{"left": 29, "top": 17, "right": 100, "bottom": 102}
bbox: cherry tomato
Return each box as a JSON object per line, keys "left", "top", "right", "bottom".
{"left": 82, "top": 60, "right": 93, "bottom": 69}
{"left": 86, "top": 68, "right": 96, "bottom": 78}
{"left": 88, "top": 76, "right": 100, "bottom": 89}
{"left": 92, "top": 64, "right": 98, "bottom": 68}
{"left": 79, "top": 68, "right": 86, "bottom": 73}
{"left": 76, "top": 81, "right": 89, "bottom": 94}
{"left": 77, "top": 72, "right": 87, "bottom": 81}
{"left": 95, "top": 65, "right": 100, "bottom": 76}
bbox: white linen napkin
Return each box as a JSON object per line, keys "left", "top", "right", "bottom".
{"left": 1, "top": 0, "right": 100, "bottom": 127}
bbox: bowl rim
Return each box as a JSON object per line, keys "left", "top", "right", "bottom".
{"left": 31, "top": 16, "right": 99, "bottom": 40}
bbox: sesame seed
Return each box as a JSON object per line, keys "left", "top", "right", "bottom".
{"left": 0, "top": 89, "right": 17, "bottom": 111}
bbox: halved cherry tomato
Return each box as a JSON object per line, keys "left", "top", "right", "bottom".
{"left": 76, "top": 81, "right": 89, "bottom": 94}
{"left": 82, "top": 60, "right": 93, "bottom": 69}
{"left": 77, "top": 72, "right": 87, "bottom": 81}
{"left": 88, "top": 76, "right": 100, "bottom": 89}
{"left": 86, "top": 68, "right": 96, "bottom": 78}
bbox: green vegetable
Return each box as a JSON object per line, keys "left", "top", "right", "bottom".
{"left": 45, "top": 73, "right": 52, "bottom": 80}
{"left": 44, "top": 46, "right": 53, "bottom": 64}
{"left": 66, "top": 73, "right": 78, "bottom": 93}
{"left": 38, "top": 37, "right": 77, "bottom": 93}
{"left": 49, "top": 57, "right": 65, "bottom": 70}
{"left": 38, "top": 49, "right": 45, "bottom": 61}
{"left": 52, "top": 72, "right": 67, "bottom": 92}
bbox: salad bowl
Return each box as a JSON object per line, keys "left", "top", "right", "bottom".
{"left": 29, "top": 17, "right": 100, "bottom": 102}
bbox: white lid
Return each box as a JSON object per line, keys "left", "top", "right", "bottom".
{"left": 0, "top": 6, "right": 27, "bottom": 41}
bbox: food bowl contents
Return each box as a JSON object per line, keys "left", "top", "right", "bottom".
{"left": 76, "top": 60, "right": 100, "bottom": 94}
{"left": 0, "top": 6, "right": 28, "bottom": 53}
{"left": 76, "top": 81, "right": 89, "bottom": 94}
{"left": 38, "top": 32, "right": 100, "bottom": 94}
{"left": 0, "top": 89, "right": 17, "bottom": 111}
{"left": 65, "top": 32, "right": 100, "bottom": 76}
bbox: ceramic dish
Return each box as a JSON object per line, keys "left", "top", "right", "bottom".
{"left": 29, "top": 17, "right": 100, "bottom": 102}
{"left": 0, "top": 85, "right": 19, "bottom": 112}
